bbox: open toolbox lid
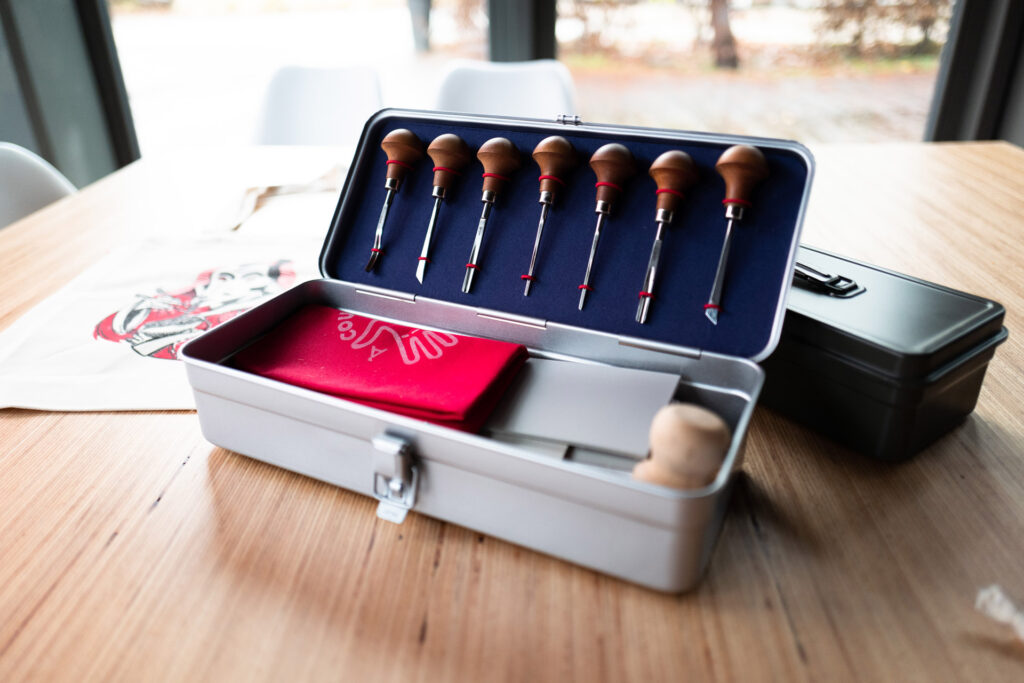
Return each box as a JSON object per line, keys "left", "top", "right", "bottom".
{"left": 319, "top": 109, "right": 814, "bottom": 362}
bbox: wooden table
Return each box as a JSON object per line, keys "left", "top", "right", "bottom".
{"left": 2, "top": 143, "right": 1023, "bottom": 681}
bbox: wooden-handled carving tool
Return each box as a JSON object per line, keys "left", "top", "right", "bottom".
{"left": 416, "top": 134, "right": 472, "bottom": 283}
{"left": 632, "top": 403, "right": 732, "bottom": 490}
{"left": 704, "top": 144, "right": 769, "bottom": 324}
{"left": 578, "top": 143, "right": 635, "bottom": 310}
{"left": 365, "top": 129, "right": 424, "bottom": 272}
{"left": 522, "top": 136, "right": 576, "bottom": 296}
{"left": 462, "top": 137, "right": 521, "bottom": 294}
{"left": 636, "top": 150, "right": 698, "bottom": 324}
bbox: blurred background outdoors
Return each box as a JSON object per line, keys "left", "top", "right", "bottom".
{"left": 108, "top": 0, "right": 953, "bottom": 155}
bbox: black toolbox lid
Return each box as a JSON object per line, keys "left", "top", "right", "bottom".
{"left": 783, "top": 245, "right": 1006, "bottom": 380}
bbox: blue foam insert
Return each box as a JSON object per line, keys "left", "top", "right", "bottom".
{"left": 321, "top": 110, "right": 812, "bottom": 359}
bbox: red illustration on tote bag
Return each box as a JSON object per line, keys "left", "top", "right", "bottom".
{"left": 93, "top": 261, "right": 295, "bottom": 359}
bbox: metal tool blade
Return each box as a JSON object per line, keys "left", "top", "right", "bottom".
{"left": 365, "top": 188, "right": 395, "bottom": 272}
{"left": 462, "top": 202, "right": 492, "bottom": 293}
{"left": 523, "top": 203, "right": 551, "bottom": 296}
{"left": 636, "top": 222, "right": 666, "bottom": 324}
{"left": 577, "top": 213, "right": 606, "bottom": 310}
{"left": 415, "top": 196, "right": 443, "bottom": 283}
{"left": 704, "top": 217, "right": 736, "bottom": 325}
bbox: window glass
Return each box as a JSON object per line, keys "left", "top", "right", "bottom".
{"left": 0, "top": 26, "right": 38, "bottom": 154}
{"left": 9, "top": 0, "right": 117, "bottom": 185}
{"left": 557, "top": 0, "right": 953, "bottom": 143}
{"left": 110, "top": 0, "right": 951, "bottom": 153}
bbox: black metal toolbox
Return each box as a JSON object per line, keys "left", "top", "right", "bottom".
{"left": 761, "top": 245, "right": 1008, "bottom": 461}
{"left": 181, "top": 109, "right": 814, "bottom": 592}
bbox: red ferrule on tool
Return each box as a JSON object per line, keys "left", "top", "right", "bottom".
{"left": 639, "top": 291, "right": 653, "bottom": 299}
{"left": 595, "top": 181, "right": 622, "bottom": 192}
{"left": 482, "top": 172, "right": 511, "bottom": 182}
{"left": 520, "top": 274, "right": 536, "bottom": 282}
{"left": 386, "top": 160, "right": 413, "bottom": 170}
{"left": 417, "top": 257, "right": 430, "bottom": 263}
{"left": 656, "top": 188, "right": 685, "bottom": 199}
{"left": 370, "top": 248, "right": 382, "bottom": 253}
{"left": 578, "top": 284, "right": 594, "bottom": 292}
{"left": 722, "top": 198, "right": 752, "bottom": 207}
{"left": 433, "top": 166, "right": 462, "bottom": 175}
{"left": 703, "top": 303, "right": 721, "bottom": 311}
{"left": 465, "top": 263, "right": 479, "bottom": 269}
{"left": 538, "top": 175, "right": 566, "bottom": 187}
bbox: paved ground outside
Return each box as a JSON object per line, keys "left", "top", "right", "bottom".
{"left": 110, "top": 1, "right": 942, "bottom": 156}
{"left": 573, "top": 67, "right": 937, "bottom": 142}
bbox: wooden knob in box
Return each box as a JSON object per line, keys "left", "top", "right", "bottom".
{"left": 632, "top": 403, "right": 732, "bottom": 490}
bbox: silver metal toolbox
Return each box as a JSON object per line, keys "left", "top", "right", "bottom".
{"left": 181, "top": 109, "right": 814, "bottom": 592}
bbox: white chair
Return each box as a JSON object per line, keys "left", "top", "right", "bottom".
{"left": 435, "top": 59, "right": 576, "bottom": 119}
{"left": 0, "top": 142, "right": 76, "bottom": 229}
{"left": 254, "top": 66, "right": 383, "bottom": 146}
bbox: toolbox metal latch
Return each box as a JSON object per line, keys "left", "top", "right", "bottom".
{"left": 371, "top": 434, "right": 419, "bottom": 524}
{"left": 793, "top": 261, "right": 865, "bottom": 298}
{"left": 555, "top": 114, "right": 581, "bottom": 125}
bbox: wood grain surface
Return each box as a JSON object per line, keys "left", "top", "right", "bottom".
{"left": 1, "top": 143, "right": 1022, "bottom": 682}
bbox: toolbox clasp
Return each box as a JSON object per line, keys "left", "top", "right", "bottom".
{"left": 371, "top": 433, "right": 419, "bottom": 524}
{"left": 793, "top": 261, "right": 865, "bottom": 298}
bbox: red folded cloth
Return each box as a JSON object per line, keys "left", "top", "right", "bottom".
{"left": 231, "top": 305, "right": 528, "bottom": 432}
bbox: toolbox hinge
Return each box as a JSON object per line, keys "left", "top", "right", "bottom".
{"left": 555, "top": 114, "right": 581, "bottom": 126}
{"left": 793, "top": 262, "right": 865, "bottom": 298}
{"left": 356, "top": 285, "right": 417, "bottom": 304}
{"left": 617, "top": 336, "right": 702, "bottom": 360}
{"left": 371, "top": 433, "right": 419, "bottom": 524}
{"left": 475, "top": 308, "right": 547, "bottom": 330}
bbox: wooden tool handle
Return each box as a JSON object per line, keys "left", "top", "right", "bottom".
{"left": 590, "top": 143, "right": 635, "bottom": 205}
{"left": 650, "top": 150, "right": 698, "bottom": 214}
{"left": 381, "top": 129, "right": 424, "bottom": 184}
{"left": 532, "top": 136, "right": 576, "bottom": 195}
{"left": 632, "top": 403, "right": 732, "bottom": 490}
{"left": 427, "top": 134, "right": 472, "bottom": 192}
{"left": 478, "top": 137, "right": 521, "bottom": 194}
{"left": 715, "top": 144, "right": 769, "bottom": 204}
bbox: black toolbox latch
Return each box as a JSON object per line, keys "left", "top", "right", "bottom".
{"left": 793, "top": 262, "right": 865, "bottom": 298}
